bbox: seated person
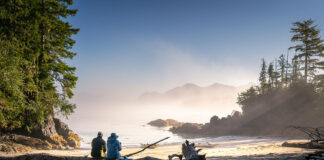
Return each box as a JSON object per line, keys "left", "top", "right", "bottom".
{"left": 107, "top": 132, "right": 122, "bottom": 160}
{"left": 91, "top": 131, "right": 107, "bottom": 158}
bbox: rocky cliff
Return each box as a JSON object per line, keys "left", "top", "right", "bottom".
{"left": 0, "top": 115, "right": 81, "bottom": 153}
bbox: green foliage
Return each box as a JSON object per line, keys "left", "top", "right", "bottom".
{"left": 0, "top": 0, "right": 78, "bottom": 131}
{"left": 273, "top": 60, "right": 280, "bottom": 88}
{"left": 289, "top": 19, "right": 324, "bottom": 82}
{"left": 213, "top": 19, "right": 324, "bottom": 137}
{"left": 291, "top": 56, "right": 301, "bottom": 84}
{"left": 238, "top": 19, "right": 324, "bottom": 114}
{"left": 278, "top": 54, "right": 286, "bottom": 87}
{"left": 237, "top": 87, "right": 258, "bottom": 107}
{"left": 0, "top": 38, "right": 25, "bottom": 129}
{"left": 258, "top": 59, "right": 267, "bottom": 94}
{"left": 267, "top": 62, "right": 275, "bottom": 88}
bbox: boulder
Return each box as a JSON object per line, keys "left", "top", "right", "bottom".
{"left": 29, "top": 114, "right": 57, "bottom": 141}
{"left": 53, "top": 118, "right": 81, "bottom": 149}
{"left": 54, "top": 118, "right": 70, "bottom": 138}
{"left": 66, "top": 132, "right": 81, "bottom": 148}
{"left": 148, "top": 119, "right": 168, "bottom": 127}
{"left": 170, "top": 123, "right": 203, "bottom": 134}
{"left": 49, "top": 134, "right": 67, "bottom": 149}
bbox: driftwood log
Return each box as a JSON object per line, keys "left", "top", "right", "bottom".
{"left": 124, "top": 137, "right": 170, "bottom": 158}
{"left": 169, "top": 140, "right": 205, "bottom": 160}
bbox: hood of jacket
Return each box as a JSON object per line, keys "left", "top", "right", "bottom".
{"left": 108, "top": 137, "right": 117, "bottom": 143}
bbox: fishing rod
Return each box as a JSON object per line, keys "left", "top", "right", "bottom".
{"left": 123, "top": 137, "right": 170, "bottom": 158}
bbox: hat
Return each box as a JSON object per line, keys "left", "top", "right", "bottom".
{"left": 110, "top": 132, "right": 118, "bottom": 138}
{"left": 98, "top": 131, "right": 103, "bottom": 137}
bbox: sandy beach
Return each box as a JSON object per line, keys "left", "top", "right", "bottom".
{"left": 0, "top": 139, "right": 316, "bottom": 159}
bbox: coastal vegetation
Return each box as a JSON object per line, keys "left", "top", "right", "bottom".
{"left": 0, "top": 0, "right": 78, "bottom": 132}
{"left": 0, "top": 0, "right": 81, "bottom": 152}
{"left": 169, "top": 19, "right": 324, "bottom": 138}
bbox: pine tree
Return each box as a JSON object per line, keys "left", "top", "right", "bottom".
{"left": 284, "top": 52, "right": 291, "bottom": 87}
{"left": 259, "top": 59, "right": 267, "bottom": 94}
{"left": 291, "top": 55, "right": 301, "bottom": 84}
{"left": 289, "top": 19, "right": 323, "bottom": 83}
{"left": 274, "top": 58, "right": 280, "bottom": 88}
{"left": 0, "top": 0, "right": 79, "bottom": 131}
{"left": 267, "top": 63, "right": 275, "bottom": 89}
{"left": 0, "top": 38, "right": 26, "bottom": 129}
{"left": 278, "top": 54, "right": 286, "bottom": 87}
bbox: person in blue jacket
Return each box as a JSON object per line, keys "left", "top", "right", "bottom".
{"left": 107, "top": 132, "right": 122, "bottom": 160}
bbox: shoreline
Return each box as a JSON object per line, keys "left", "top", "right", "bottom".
{"left": 0, "top": 139, "right": 317, "bottom": 160}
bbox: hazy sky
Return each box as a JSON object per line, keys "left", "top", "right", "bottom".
{"left": 63, "top": 1, "right": 324, "bottom": 125}
{"left": 55, "top": 0, "right": 324, "bottom": 135}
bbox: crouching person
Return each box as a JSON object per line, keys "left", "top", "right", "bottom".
{"left": 107, "top": 133, "right": 122, "bottom": 160}
{"left": 91, "top": 131, "right": 107, "bottom": 159}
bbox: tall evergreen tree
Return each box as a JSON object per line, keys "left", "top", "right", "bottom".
{"left": 278, "top": 54, "right": 286, "bottom": 87}
{"left": 0, "top": 38, "right": 26, "bottom": 129}
{"left": 274, "top": 59, "right": 280, "bottom": 88}
{"left": 289, "top": 19, "right": 324, "bottom": 82}
{"left": 291, "top": 55, "right": 302, "bottom": 84}
{"left": 259, "top": 59, "right": 267, "bottom": 94}
{"left": 0, "top": 0, "right": 79, "bottom": 131}
{"left": 267, "top": 62, "right": 275, "bottom": 89}
{"left": 284, "top": 52, "right": 291, "bottom": 87}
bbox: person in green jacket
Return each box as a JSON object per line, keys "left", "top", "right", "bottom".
{"left": 91, "top": 131, "right": 107, "bottom": 158}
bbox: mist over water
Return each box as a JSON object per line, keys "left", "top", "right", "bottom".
{"left": 61, "top": 83, "right": 255, "bottom": 148}
{"left": 66, "top": 104, "right": 219, "bottom": 148}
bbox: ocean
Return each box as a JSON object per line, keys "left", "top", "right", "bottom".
{"left": 76, "top": 121, "right": 290, "bottom": 149}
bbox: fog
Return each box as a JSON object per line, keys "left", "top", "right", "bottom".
{"left": 62, "top": 42, "right": 258, "bottom": 133}
{"left": 63, "top": 82, "right": 253, "bottom": 133}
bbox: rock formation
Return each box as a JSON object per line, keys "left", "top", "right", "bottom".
{"left": 148, "top": 119, "right": 183, "bottom": 128}
{"left": 54, "top": 118, "right": 81, "bottom": 148}
{"left": 148, "top": 119, "right": 168, "bottom": 127}
{"left": 0, "top": 116, "right": 81, "bottom": 153}
{"left": 169, "top": 123, "right": 203, "bottom": 135}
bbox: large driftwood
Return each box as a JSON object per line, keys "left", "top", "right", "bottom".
{"left": 181, "top": 140, "right": 205, "bottom": 160}
{"left": 124, "top": 137, "right": 170, "bottom": 158}
{"left": 182, "top": 140, "right": 197, "bottom": 159}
